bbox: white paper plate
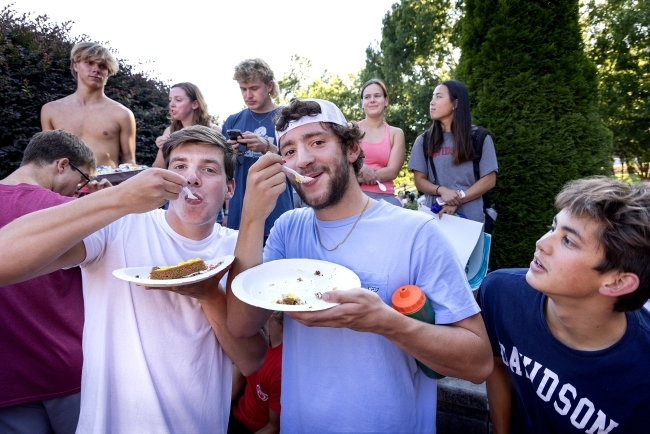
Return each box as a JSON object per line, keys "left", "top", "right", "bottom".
{"left": 112, "top": 255, "right": 235, "bottom": 288}
{"left": 231, "top": 258, "right": 361, "bottom": 311}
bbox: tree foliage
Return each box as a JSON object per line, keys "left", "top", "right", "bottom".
{"left": 0, "top": 6, "right": 169, "bottom": 178}
{"left": 358, "top": 0, "right": 461, "bottom": 192}
{"left": 278, "top": 55, "right": 362, "bottom": 121}
{"left": 361, "top": 0, "right": 459, "bottom": 149}
{"left": 456, "top": 0, "right": 612, "bottom": 268}
{"left": 584, "top": 0, "right": 650, "bottom": 179}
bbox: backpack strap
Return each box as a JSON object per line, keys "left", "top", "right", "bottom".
{"left": 471, "top": 127, "right": 490, "bottom": 182}
{"left": 422, "top": 130, "right": 439, "bottom": 185}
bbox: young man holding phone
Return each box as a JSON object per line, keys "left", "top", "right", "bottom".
{"left": 221, "top": 58, "right": 293, "bottom": 237}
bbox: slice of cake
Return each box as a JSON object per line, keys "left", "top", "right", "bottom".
{"left": 149, "top": 258, "right": 207, "bottom": 280}
{"left": 273, "top": 293, "right": 305, "bottom": 305}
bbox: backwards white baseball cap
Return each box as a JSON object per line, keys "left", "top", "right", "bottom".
{"left": 275, "top": 99, "right": 348, "bottom": 145}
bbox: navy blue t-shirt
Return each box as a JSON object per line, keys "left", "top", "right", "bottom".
{"left": 222, "top": 108, "right": 293, "bottom": 235}
{"left": 478, "top": 268, "right": 650, "bottom": 433}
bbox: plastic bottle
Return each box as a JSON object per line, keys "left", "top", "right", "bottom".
{"left": 391, "top": 285, "right": 445, "bottom": 379}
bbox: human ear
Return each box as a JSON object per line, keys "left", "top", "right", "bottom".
{"left": 600, "top": 272, "right": 640, "bottom": 298}
{"left": 225, "top": 178, "right": 235, "bottom": 201}
{"left": 56, "top": 158, "right": 70, "bottom": 174}
{"left": 347, "top": 141, "right": 362, "bottom": 163}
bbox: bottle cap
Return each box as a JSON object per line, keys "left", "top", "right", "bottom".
{"left": 391, "top": 285, "right": 426, "bottom": 315}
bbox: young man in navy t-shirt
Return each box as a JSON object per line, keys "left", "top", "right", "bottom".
{"left": 222, "top": 58, "right": 293, "bottom": 238}
{"left": 478, "top": 177, "right": 650, "bottom": 433}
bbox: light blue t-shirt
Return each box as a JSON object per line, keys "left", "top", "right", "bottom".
{"left": 264, "top": 201, "right": 480, "bottom": 433}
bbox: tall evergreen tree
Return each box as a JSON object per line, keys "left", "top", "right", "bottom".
{"left": 456, "top": 0, "right": 612, "bottom": 268}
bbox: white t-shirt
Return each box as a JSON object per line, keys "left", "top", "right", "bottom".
{"left": 264, "top": 201, "right": 479, "bottom": 434}
{"left": 76, "top": 209, "right": 237, "bottom": 433}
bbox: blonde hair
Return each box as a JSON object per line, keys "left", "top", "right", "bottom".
{"left": 169, "top": 82, "right": 211, "bottom": 133}
{"left": 233, "top": 58, "right": 280, "bottom": 99}
{"left": 70, "top": 42, "right": 119, "bottom": 79}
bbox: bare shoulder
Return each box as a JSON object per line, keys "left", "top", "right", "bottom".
{"left": 42, "top": 94, "right": 75, "bottom": 111}
{"left": 104, "top": 97, "right": 135, "bottom": 121}
{"left": 389, "top": 125, "right": 405, "bottom": 144}
{"left": 41, "top": 96, "right": 75, "bottom": 128}
{"left": 389, "top": 125, "right": 405, "bottom": 137}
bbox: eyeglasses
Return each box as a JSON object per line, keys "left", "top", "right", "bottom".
{"left": 68, "top": 161, "right": 92, "bottom": 191}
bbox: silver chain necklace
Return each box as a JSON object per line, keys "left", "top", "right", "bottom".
{"left": 249, "top": 108, "right": 273, "bottom": 124}
{"left": 314, "top": 196, "right": 371, "bottom": 251}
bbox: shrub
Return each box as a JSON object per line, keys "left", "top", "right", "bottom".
{"left": 456, "top": 0, "right": 612, "bottom": 268}
{"left": 0, "top": 6, "right": 169, "bottom": 178}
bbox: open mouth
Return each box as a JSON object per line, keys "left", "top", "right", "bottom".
{"left": 184, "top": 192, "right": 202, "bottom": 202}
{"left": 293, "top": 172, "right": 320, "bottom": 187}
{"left": 533, "top": 256, "right": 546, "bottom": 271}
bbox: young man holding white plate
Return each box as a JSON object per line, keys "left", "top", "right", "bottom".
{"left": 0, "top": 126, "right": 267, "bottom": 433}
{"left": 226, "top": 98, "right": 493, "bottom": 433}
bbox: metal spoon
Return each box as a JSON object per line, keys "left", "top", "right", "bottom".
{"left": 183, "top": 186, "right": 197, "bottom": 199}
{"left": 283, "top": 166, "right": 314, "bottom": 183}
{"left": 376, "top": 181, "right": 387, "bottom": 192}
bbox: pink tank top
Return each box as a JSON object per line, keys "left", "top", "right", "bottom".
{"left": 359, "top": 122, "right": 394, "bottom": 194}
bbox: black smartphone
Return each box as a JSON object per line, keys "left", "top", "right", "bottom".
{"left": 226, "top": 129, "right": 243, "bottom": 141}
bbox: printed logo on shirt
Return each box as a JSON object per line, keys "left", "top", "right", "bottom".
{"left": 256, "top": 384, "right": 269, "bottom": 401}
{"left": 432, "top": 146, "right": 454, "bottom": 158}
{"left": 367, "top": 286, "right": 379, "bottom": 293}
{"left": 244, "top": 126, "right": 276, "bottom": 158}
{"left": 499, "top": 342, "right": 619, "bottom": 433}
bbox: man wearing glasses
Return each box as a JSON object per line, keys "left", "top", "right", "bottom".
{"left": 0, "top": 126, "right": 267, "bottom": 433}
{"left": 221, "top": 58, "right": 293, "bottom": 240}
{"left": 0, "top": 130, "right": 103, "bottom": 433}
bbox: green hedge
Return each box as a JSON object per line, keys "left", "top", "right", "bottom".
{"left": 0, "top": 6, "right": 170, "bottom": 178}
{"left": 456, "top": 0, "right": 612, "bottom": 268}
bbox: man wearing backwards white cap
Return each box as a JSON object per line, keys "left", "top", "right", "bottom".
{"left": 227, "top": 98, "right": 493, "bottom": 433}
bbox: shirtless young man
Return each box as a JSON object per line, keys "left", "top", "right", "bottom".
{"left": 41, "top": 42, "right": 136, "bottom": 168}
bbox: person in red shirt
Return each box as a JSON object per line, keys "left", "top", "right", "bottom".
{"left": 229, "top": 311, "right": 282, "bottom": 434}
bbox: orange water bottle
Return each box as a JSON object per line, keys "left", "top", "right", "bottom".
{"left": 391, "top": 285, "right": 445, "bottom": 379}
